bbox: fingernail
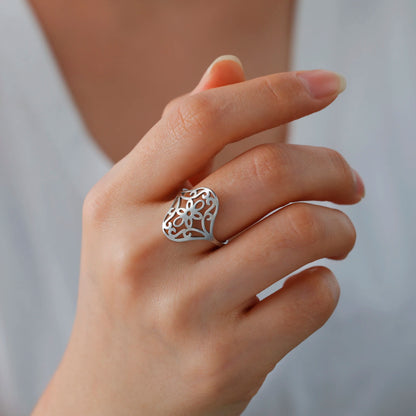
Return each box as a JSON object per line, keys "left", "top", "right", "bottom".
{"left": 352, "top": 169, "right": 365, "bottom": 199}
{"left": 205, "top": 55, "right": 244, "bottom": 76}
{"left": 296, "top": 70, "right": 346, "bottom": 99}
{"left": 193, "top": 55, "right": 244, "bottom": 94}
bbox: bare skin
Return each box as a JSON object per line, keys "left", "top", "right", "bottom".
{"left": 27, "top": 1, "right": 366, "bottom": 415}
{"left": 31, "top": 61, "right": 363, "bottom": 415}
{"left": 29, "top": 0, "right": 295, "bottom": 165}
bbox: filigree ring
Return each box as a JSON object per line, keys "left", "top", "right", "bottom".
{"left": 162, "top": 187, "right": 228, "bottom": 247}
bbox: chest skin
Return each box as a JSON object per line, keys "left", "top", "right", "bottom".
{"left": 29, "top": 0, "right": 296, "bottom": 166}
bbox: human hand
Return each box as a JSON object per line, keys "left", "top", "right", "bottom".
{"left": 33, "top": 57, "right": 363, "bottom": 416}
{"left": 173, "top": 55, "right": 246, "bottom": 185}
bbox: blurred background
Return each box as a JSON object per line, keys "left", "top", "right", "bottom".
{"left": 0, "top": 0, "right": 415, "bottom": 415}
{"left": 251, "top": 1, "right": 416, "bottom": 415}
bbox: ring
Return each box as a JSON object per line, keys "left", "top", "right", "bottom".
{"left": 162, "top": 187, "right": 228, "bottom": 247}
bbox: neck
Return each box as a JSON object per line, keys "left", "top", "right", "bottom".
{"left": 28, "top": 0, "right": 296, "bottom": 163}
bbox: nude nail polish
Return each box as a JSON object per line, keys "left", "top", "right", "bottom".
{"left": 352, "top": 169, "right": 366, "bottom": 199}
{"left": 296, "top": 70, "right": 347, "bottom": 99}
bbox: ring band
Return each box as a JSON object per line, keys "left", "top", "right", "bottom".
{"left": 162, "top": 187, "right": 228, "bottom": 247}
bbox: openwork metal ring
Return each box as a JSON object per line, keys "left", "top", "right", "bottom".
{"left": 162, "top": 187, "right": 228, "bottom": 247}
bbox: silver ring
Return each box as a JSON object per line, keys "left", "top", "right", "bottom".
{"left": 162, "top": 187, "right": 228, "bottom": 247}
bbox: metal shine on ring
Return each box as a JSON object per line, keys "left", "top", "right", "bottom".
{"left": 162, "top": 187, "right": 228, "bottom": 247}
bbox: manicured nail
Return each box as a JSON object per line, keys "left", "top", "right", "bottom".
{"left": 192, "top": 55, "right": 244, "bottom": 95}
{"left": 352, "top": 169, "right": 365, "bottom": 198}
{"left": 205, "top": 55, "right": 244, "bottom": 76}
{"left": 296, "top": 70, "right": 346, "bottom": 99}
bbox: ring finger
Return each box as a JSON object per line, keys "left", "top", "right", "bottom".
{"left": 170, "top": 142, "right": 362, "bottom": 253}
{"left": 200, "top": 202, "right": 356, "bottom": 312}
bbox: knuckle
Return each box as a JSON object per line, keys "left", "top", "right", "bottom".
{"left": 152, "top": 287, "right": 198, "bottom": 336}
{"left": 249, "top": 144, "right": 291, "bottom": 192}
{"left": 160, "top": 295, "right": 202, "bottom": 334}
{"left": 334, "top": 209, "right": 357, "bottom": 256}
{"left": 161, "top": 94, "right": 187, "bottom": 118}
{"left": 202, "top": 346, "right": 229, "bottom": 379}
{"left": 307, "top": 269, "right": 340, "bottom": 327}
{"left": 167, "top": 94, "right": 216, "bottom": 139}
{"left": 110, "top": 226, "right": 163, "bottom": 285}
{"left": 284, "top": 204, "right": 323, "bottom": 247}
{"left": 261, "top": 77, "right": 281, "bottom": 104}
{"left": 283, "top": 267, "right": 340, "bottom": 330}
{"left": 82, "top": 184, "right": 111, "bottom": 225}
{"left": 323, "top": 147, "right": 352, "bottom": 181}
{"left": 82, "top": 173, "right": 122, "bottom": 226}
{"left": 108, "top": 238, "right": 139, "bottom": 278}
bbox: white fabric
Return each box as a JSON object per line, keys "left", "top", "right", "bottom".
{"left": 0, "top": 1, "right": 111, "bottom": 414}
{"left": 244, "top": 1, "right": 416, "bottom": 415}
{"left": 0, "top": 0, "right": 415, "bottom": 415}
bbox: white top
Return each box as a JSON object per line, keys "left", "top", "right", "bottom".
{"left": 0, "top": 0, "right": 415, "bottom": 415}
{"left": 0, "top": 1, "right": 111, "bottom": 414}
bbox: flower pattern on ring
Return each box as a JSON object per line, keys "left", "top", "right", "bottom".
{"left": 162, "top": 188, "right": 219, "bottom": 242}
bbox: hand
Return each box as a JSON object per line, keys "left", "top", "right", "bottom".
{"left": 33, "top": 57, "right": 363, "bottom": 416}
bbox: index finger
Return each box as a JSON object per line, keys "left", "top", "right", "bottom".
{"left": 121, "top": 69, "right": 346, "bottom": 202}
